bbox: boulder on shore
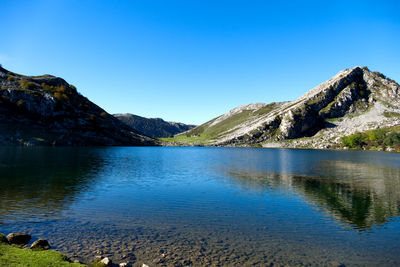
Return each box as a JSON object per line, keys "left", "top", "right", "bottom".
{"left": 6, "top": 233, "right": 31, "bottom": 246}
{"left": 100, "top": 257, "right": 112, "bottom": 266}
{"left": 30, "top": 238, "right": 51, "bottom": 250}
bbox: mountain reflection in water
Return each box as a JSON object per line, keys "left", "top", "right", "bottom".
{"left": 0, "top": 147, "right": 400, "bottom": 265}
{"left": 0, "top": 147, "right": 107, "bottom": 223}
{"left": 226, "top": 160, "right": 400, "bottom": 231}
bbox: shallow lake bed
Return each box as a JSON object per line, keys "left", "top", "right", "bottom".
{"left": 1, "top": 147, "right": 400, "bottom": 266}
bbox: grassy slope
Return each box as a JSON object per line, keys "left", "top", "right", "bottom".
{"left": 161, "top": 103, "right": 279, "bottom": 144}
{"left": 160, "top": 110, "right": 252, "bottom": 144}
{"left": 0, "top": 242, "right": 84, "bottom": 267}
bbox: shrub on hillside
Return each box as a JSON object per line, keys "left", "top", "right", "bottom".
{"left": 100, "top": 112, "right": 107, "bottom": 118}
{"left": 383, "top": 132, "right": 400, "bottom": 146}
{"left": 54, "top": 92, "right": 68, "bottom": 102}
{"left": 341, "top": 133, "right": 363, "bottom": 148}
{"left": 68, "top": 84, "right": 77, "bottom": 93}
{"left": 341, "top": 127, "right": 400, "bottom": 150}
{"left": 19, "top": 80, "right": 36, "bottom": 90}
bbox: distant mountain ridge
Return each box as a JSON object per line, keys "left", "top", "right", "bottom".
{"left": 0, "top": 66, "right": 156, "bottom": 146}
{"left": 174, "top": 66, "right": 400, "bottom": 150}
{"left": 114, "top": 113, "right": 196, "bottom": 138}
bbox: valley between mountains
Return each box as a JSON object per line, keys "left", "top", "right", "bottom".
{"left": 1, "top": 65, "right": 399, "bottom": 151}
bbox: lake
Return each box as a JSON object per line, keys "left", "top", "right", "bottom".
{"left": 1, "top": 147, "right": 400, "bottom": 266}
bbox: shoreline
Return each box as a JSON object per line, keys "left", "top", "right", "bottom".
{"left": 0, "top": 232, "right": 133, "bottom": 267}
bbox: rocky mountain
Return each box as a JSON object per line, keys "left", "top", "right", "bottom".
{"left": 114, "top": 113, "right": 196, "bottom": 138}
{"left": 0, "top": 66, "right": 156, "bottom": 146}
{"left": 174, "top": 66, "right": 400, "bottom": 149}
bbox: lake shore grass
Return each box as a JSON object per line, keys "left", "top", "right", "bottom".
{"left": 0, "top": 235, "right": 84, "bottom": 267}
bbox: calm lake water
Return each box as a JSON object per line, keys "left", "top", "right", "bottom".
{"left": 1, "top": 147, "right": 400, "bottom": 266}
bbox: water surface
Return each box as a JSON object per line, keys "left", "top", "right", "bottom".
{"left": 1, "top": 147, "right": 400, "bottom": 266}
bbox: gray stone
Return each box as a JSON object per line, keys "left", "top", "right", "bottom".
{"left": 6, "top": 233, "right": 31, "bottom": 246}
{"left": 176, "top": 66, "right": 400, "bottom": 150}
{"left": 119, "top": 263, "right": 129, "bottom": 267}
{"left": 30, "top": 239, "right": 51, "bottom": 250}
{"left": 100, "top": 257, "right": 112, "bottom": 266}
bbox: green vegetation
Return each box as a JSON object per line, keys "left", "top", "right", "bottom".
{"left": 68, "top": 84, "right": 77, "bottom": 93}
{"left": 54, "top": 91, "right": 69, "bottom": 101}
{"left": 163, "top": 103, "right": 280, "bottom": 144}
{"left": 201, "top": 110, "right": 252, "bottom": 137}
{"left": 89, "top": 261, "right": 109, "bottom": 267}
{"left": 375, "top": 98, "right": 397, "bottom": 109}
{"left": 341, "top": 125, "right": 400, "bottom": 151}
{"left": 16, "top": 99, "right": 25, "bottom": 107}
{"left": 0, "top": 242, "right": 83, "bottom": 267}
{"left": 19, "top": 80, "right": 36, "bottom": 90}
{"left": 160, "top": 133, "right": 212, "bottom": 144}
{"left": 164, "top": 110, "right": 253, "bottom": 144}
{"left": 116, "top": 114, "right": 196, "bottom": 138}
{"left": 253, "top": 103, "right": 279, "bottom": 116}
{"left": 15, "top": 80, "right": 75, "bottom": 104}
{"left": 383, "top": 111, "right": 400, "bottom": 118}
{"left": 53, "top": 85, "right": 69, "bottom": 101}
{"left": 7, "top": 76, "right": 15, "bottom": 81}
{"left": 319, "top": 82, "right": 368, "bottom": 117}
{"left": 372, "top": 71, "right": 387, "bottom": 80}
{"left": 40, "top": 83, "right": 74, "bottom": 102}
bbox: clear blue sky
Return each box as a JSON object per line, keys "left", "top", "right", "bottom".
{"left": 1, "top": 0, "right": 399, "bottom": 125}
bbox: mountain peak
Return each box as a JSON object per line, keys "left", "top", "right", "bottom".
{"left": 176, "top": 67, "right": 400, "bottom": 148}
{"left": 0, "top": 68, "right": 156, "bottom": 146}
{"left": 114, "top": 113, "right": 196, "bottom": 138}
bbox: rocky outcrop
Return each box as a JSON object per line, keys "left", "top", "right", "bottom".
{"left": 0, "top": 67, "right": 157, "bottom": 146}
{"left": 30, "top": 239, "right": 51, "bottom": 250}
{"left": 114, "top": 113, "right": 196, "bottom": 138}
{"left": 6, "top": 232, "right": 31, "bottom": 246}
{"left": 180, "top": 66, "right": 400, "bottom": 148}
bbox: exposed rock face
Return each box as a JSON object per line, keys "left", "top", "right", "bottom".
{"left": 181, "top": 67, "right": 400, "bottom": 148}
{"left": 114, "top": 113, "right": 196, "bottom": 138}
{"left": 0, "top": 67, "right": 157, "bottom": 146}
{"left": 29, "top": 239, "right": 51, "bottom": 250}
{"left": 6, "top": 233, "right": 31, "bottom": 246}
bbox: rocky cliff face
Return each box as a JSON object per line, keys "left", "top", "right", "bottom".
{"left": 180, "top": 67, "right": 400, "bottom": 148}
{"left": 114, "top": 113, "right": 196, "bottom": 138}
{"left": 0, "top": 67, "right": 156, "bottom": 146}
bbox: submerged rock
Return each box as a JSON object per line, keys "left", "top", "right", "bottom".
{"left": 6, "top": 233, "right": 31, "bottom": 246}
{"left": 30, "top": 239, "right": 51, "bottom": 250}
